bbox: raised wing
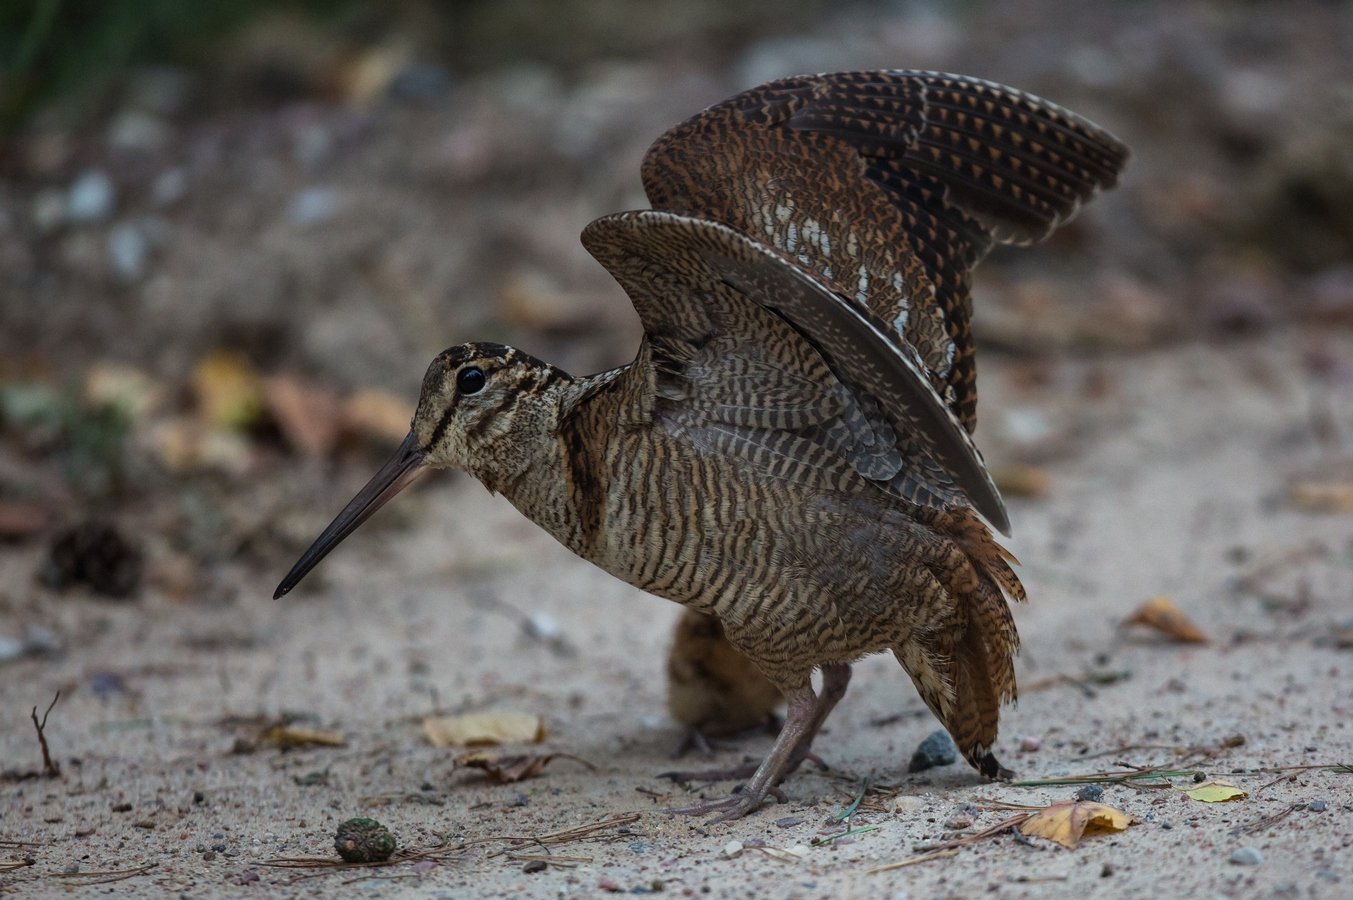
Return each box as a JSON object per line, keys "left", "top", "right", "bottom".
{"left": 640, "top": 70, "right": 1129, "bottom": 432}
{"left": 581, "top": 210, "right": 1009, "bottom": 534}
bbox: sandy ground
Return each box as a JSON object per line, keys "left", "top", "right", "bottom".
{"left": 2, "top": 328, "right": 1350, "bottom": 898}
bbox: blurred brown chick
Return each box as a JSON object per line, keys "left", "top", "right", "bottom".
{"left": 666, "top": 608, "right": 782, "bottom": 756}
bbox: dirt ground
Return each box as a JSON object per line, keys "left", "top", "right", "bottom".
{"left": 2, "top": 1, "right": 1352, "bottom": 897}
{"left": 2, "top": 329, "right": 1350, "bottom": 897}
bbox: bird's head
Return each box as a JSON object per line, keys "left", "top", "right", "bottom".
{"left": 273, "top": 342, "right": 565, "bottom": 598}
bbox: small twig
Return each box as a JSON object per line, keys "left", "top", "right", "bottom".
{"left": 811, "top": 825, "right": 878, "bottom": 846}
{"left": 1009, "top": 767, "right": 1200, "bottom": 788}
{"left": 506, "top": 853, "right": 593, "bottom": 867}
{"left": 57, "top": 864, "right": 155, "bottom": 885}
{"left": 912, "top": 813, "right": 1032, "bottom": 853}
{"left": 1232, "top": 803, "right": 1303, "bottom": 836}
{"left": 866, "top": 848, "right": 959, "bottom": 874}
{"left": 0, "top": 860, "right": 35, "bottom": 873}
{"left": 31, "top": 691, "right": 61, "bottom": 779}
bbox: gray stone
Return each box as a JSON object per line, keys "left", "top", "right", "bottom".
{"left": 67, "top": 170, "right": 115, "bottom": 223}
{"left": 151, "top": 168, "right": 187, "bottom": 207}
{"left": 288, "top": 187, "right": 340, "bottom": 228}
{"left": 908, "top": 729, "right": 958, "bottom": 772}
{"left": 1229, "top": 846, "right": 1263, "bottom": 866}
{"left": 108, "top": 223, "right": 149, "bottom": 281}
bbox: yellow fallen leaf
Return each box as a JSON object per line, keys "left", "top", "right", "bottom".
{"left": 454, "top": 751, "right": 595, "bottom": 783}
{"left": 193, "top": 350, "right": 265, "bottom": 430}
{"left": 1183, "top": 779, "right": 1248, "bottom": 802}
{"left": 423, "top": 711, "right": 545, "bottom": 747}
{"left": 1018, "top": 801, "right": 1135, "bottom": 849}
{"left": 1124, "top": 596, "right": 1209, "bottom": 644}
{"left": 259, "top": 723, "right": 347, "bottom": 748}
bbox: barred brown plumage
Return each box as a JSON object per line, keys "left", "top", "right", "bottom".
{"left": 275, "top": 69, "right": 1128, "bottom": 821}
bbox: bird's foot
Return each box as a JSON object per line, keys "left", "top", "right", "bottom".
{"left": 668, "top": 714, "right": 783, "bottom": 760}
{"left": 669, "top": 727, "right": 716, "bottom": 759}
{"left": 662, "top": 785, "right": 788, "bottom": 823}
{"left": 658, "top": 760, "right": 759, "bottom": 784}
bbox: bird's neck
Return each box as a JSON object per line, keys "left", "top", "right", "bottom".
{"left": 488, "top": 355, "right": 648, "bottom": 561}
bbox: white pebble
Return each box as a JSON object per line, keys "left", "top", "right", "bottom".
{"left": 108, "top": 223, "right": 148, "bottom": 281}
{"left": 1229, "top": 847, "right": 1263, "bottom": 866}
{"left": 68, "top": 170, "right": 116, "bottom": 223}
{"left": 722, "top": 840, "right": 743, "bottom": 859}
{"left": 288, "top": 187, "right": 340, "bottom": 227}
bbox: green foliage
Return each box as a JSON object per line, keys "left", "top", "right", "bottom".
{"left": 0, "top": 381, "right": 132, "bottom": 498}
{"left": 0, "top": 0, "right": 354, "bottom": 130}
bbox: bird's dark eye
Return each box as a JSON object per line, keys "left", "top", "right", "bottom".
{"left": 456, "top": 366, "right": 486, "bottom": 395}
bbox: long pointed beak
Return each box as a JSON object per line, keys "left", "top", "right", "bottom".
{"left": 273, "top": 432, "right": 427, "bottom": 599}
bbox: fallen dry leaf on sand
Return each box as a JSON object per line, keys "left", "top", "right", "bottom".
{"left": 455, "top": 751, "right": 596, "bottom": 783}
{"left": 264, "top": 376, "right": 342, "bottom": 457}
{"left": 423, "top": 711, "right": 545, "bottom": 747}
{"left": 1183, "top": 779, "right": 1248, "bottom": 802}
{"left": 1019, "top": 800, "right": 1135, "bottom": 848}
{"left": 1124, "top": 596, "right": 1209, "bottom": 643}
{"left": 343, "top": 389, "right": 412, "bottom": 444}
{"left": 1287, "top": 464, "right": 1353, "bottom": 513}
{"left": 259, "top": 723, "right": 347, "bottom": 748}
{"left": 990, "top": 464, "right": 1051, "bottom": 498}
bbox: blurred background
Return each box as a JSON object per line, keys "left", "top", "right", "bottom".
{"left": 0, "top": 0, "right": 1350, "bottom": 616}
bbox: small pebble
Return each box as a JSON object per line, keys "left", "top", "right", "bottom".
{"left": 1075, "top": 784, "right": 1105, "bottom": 803}
{"left": 68, "top": 170, "right": 115, "bottom": 222}
{"left": 722, "top": 840, "right": 743, "bottom": 859}
{"left": 1308, "top": 799, "right": 1327, "bottom": 812}
{"left": 1101, "top": 862, "right": 1115, "bottom": 877}
{"left": 288, "top": 187, "right": 340, "bottom": 227}
{"left": 944, "top": 815, "right": 973, "bottom": 830}
{"left": 1229, "top": 847, "right": 1263, "bottom": 866}
{"left": 202, "top": 851, "right": 216, "bottom": 862}
{"left": 908, "top": 729, "right": 957, "bottom": 772}
{"left": 151, "top": 168, "right": 187, "bottom": 207}
{"left": 522, "top": 859, "right": 546, "bottom": 874}
{"left": 107, "top": 223, "right": 148, "bottom": 281}
{"left": 775, "top": 816, "right": 803, "bottom": 828}
{"left": 1019, "top": 736, "right": 1041, "bottom": 752}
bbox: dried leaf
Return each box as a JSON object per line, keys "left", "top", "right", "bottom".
{"left": 990, "top": 465, "right": 1051, "bottom": 498}
{"left": 259, "top": 724, "right": 347, "bottom": 748}
{"left": 423, "top": 711, "right": 545, "bottom": 747}
{"left": 150, "top": 418, "right": 254, "bottom": 475}
{"left": 1019, "top": 800, "right": 1135, "bottom": 849}
{"left": 1287, "top": 471, "right": 1353, "bottom": 513}
{"left": 1124, "top": 596, "right": 1209, "bottom": 644}
{"left": 342, "top": 389, "right": 412, "bottom": 444}
{"left": 1183, "top": 780, "right": 1248, "bottom": 802}
{"left": 454, "top": 751, "right": 594, "bottom": 783}
{"left": 264, "top": 376, "right": 342, "bottom": 457}
{"left": 192, "top": 351, "right": 265, "bottom": 430}
{"left": 84, "top": 363, "right": 164, "bottom": 420}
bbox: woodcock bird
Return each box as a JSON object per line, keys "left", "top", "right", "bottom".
{"left": 276, "top": 70, "right": 1129, "bottom": 821}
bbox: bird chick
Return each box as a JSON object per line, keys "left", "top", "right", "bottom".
{"left": 666, "top": 608, "right": 781, "bottom": 756}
